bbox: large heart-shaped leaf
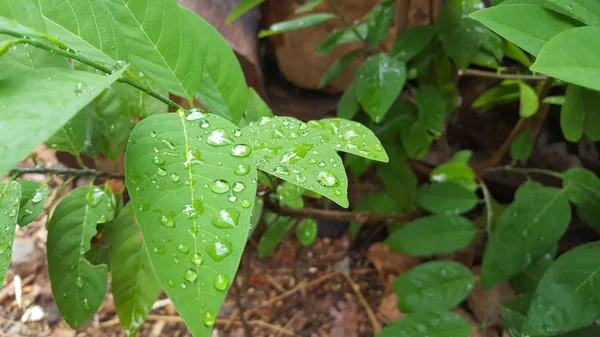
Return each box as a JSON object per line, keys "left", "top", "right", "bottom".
{"left": 110, "top": 203, "right": 161, "bottom": 337}
{"left": 126, "top": 111, "right": 257, "bottom": 337}
{"left": 240, "top": 116, "right": 349, "bottom": 207}
{"left": 482, "top": 181, "right": 571, "bottom": 288}
{"left": 0, "top": 0, "right": 46, "bottom": 35}
{"left": 47, "top": 186, "right": 116, "bottom": 328}
{"left": 0, "top": 181, "right": 21, "bottom": 286}
{"left": 103, "top": 0, "right": 203, "bottom": 100}
{"left": 0, "top": 67, "right": 125, "bottom": 176}
{"left": 17, "top": 181, "right": 49, "bottom": 227}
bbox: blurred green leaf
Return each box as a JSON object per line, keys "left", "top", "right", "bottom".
{"left": 392, "top": 25, "right": 437, "bottom": 62}
{"left": 259, "top": 214, "right": 295, "bottom": 257}
{"left": 319, "top": 50, "right": 362, "bottom": 88}
{"left": 416, "top": 85, "right": 447, "bottom": 136}
{"left": 560, "top": 85, "right": 600, "bottom": 142}
{"left": 259, "top": 13, "right": 337, "bottom": 37}
{"left": 503, "top": 41, "right": 532, "bottom": 67}
{"left": 416, "top": 182, "right": 478, "bottom": 215}
{"left": 377, "top": 311, "right": 471, "bottom": 337}
{"left": 367, "top": 0, "right": 394, "bottom": 45}
{"left": 226, "top": 0, "right": 265, "bottom": 23}
{"left": 337, "top": 82, "right": 361, "bottom": 120}
{"left": 296, "top": 219, "right": 317, "bottom": 246}
{"left": 17, "top": 181, "right": 48, "bottom": 227}
{"left": 472, "top": 82, "right": 520, "bottom": 110}
{"left": 509, "top": 248, "right": 555, "bottom": 294}
{"left": 275, "top": 182, "right": 305, "bottom": 209}
{"left": 245, "top": 88, "right": 274, "bottom": 124}
{"left": 562, "top": 168, "right": 600, "bottom": 231}
{"left": 0, "top": 0, "right": 46, "bottom": 36}
{"left": 519, "top": 82, "right": 539, "bottom": 118}
{"left": 510, "top": 129, "right": 533, "bottom": 161}
{"left": 439, "top": 6, "right": 483, "bottom": 69}
{"left": 315, "top": 24, "right": 368, "bottom": 55}
{"left": 545, "top": 0, "right": 600, "bottom": 26}
{"left": 430, "top": 151, "right": 478, "bottom": 192}
{"left": 0, "top": 182, "right": 21, "bottom": 287}
{"left": 296, "top": 0, "right": 323, "bottom": 13}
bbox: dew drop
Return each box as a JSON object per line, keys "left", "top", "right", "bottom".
{"left": 274, "top": 165, "right": 290, "bottom": 175}
{"left": 212, "top": 209, "right": 240, "bottom": 229}
{"left": 180, "top": 282, "right": 187, "bottom": 289}
{"left": 152, "top": 154, "right": 165, "bottom": 166}
{"left": 177, "top": 244, "right": 190, "bottom": 253}
{"left": 158, "top": 214, "right": 175, "bottom": 228}
{"left": 31, "top": 191, "right": 43, "bottom": 203}
{"left": 154, "top": 246, "right": 165, "bottom": 255}
{"left": 241, "top": 199, "right": 252, "bottom": 208}
{"left": 191, "top": 253, "right": 204, "bottom": 265}
{"left": 86, "top": 187, "right": 104, "bottom": 207}
{"left": 228, "top": 194, "right": 237, "bottom": 202}
{"left": 169, "top": 173, "right": 180, "bottom": 182}
{"left": 184, "top": 269, "right": 198, "bottom": 282}
{"left": 230, "top": 144, "right": 252, "bottom": 158}
{"left": 210, "top": 180, "right": 230, "bottom": 194}
{"left": 173, "top": 256, "right": 180, "bottom": 264}
{"left": 149, "top": 131, "right": 157, "bottom": 138}
{"left": 203, "top": 311, "right": 216, "bottom": 327}
{"left": 161, "top": 139, "right": 177, "bottom": 150}
{"left": 207, "top": 129, "right": 233, "bottom": 146}
{"left": 374, "top": 144, "right": 383, "bottom": 152}
{"left": 156, "top": 167, "right": 167, "bottom": 176}
{"left": 168, "top": 280, "right": 175, "bottom": 288}
{"left": 199, "top": 119, "right": 210, "bottom": 128}
{"left": 206, "top": 240, "right": 233, "bottom": 261}
{"left": 214, "top": 273, "right": 230, "bottom": 291}
{"left": 234, "top": 163, "right": 251, "bottom": 176}
{"left": 186, "top": 108, "right": 206, "bottom": 121}
{"left": 83, "top": 298, "right": 91, "bottom": 310}
{"left": 76, "top": 277, "right": 84, "bottom": 288}
{"left": 232, "top": 182, "right": 246, "bottom": 193}
{"left": 183, "top": 200, "right": 204, "bottom": 220}
{"left": 316, "top": 170, "right": 340, "bottom": 187}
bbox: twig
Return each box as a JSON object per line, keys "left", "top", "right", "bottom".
{"left": 234, "top": 280, "right": 253, "bottom": 337}
{"left": 459, "top": 68, "right": 548, "bottom": 81}
{"left": 9, "top": 167, "right": 123, "bottom": 179}
{"left": 275, "top": 310, "right": 303, "bottom": 337}
{"left": 326, "top": 0, "right": 377, "bottom": 53}
{"left": 341, "top": 273, "right": 382, "bottom": 334}
{"left": 478, "top": 177, "right": 494, "bottom": 234}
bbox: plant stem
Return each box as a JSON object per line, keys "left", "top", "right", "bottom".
{"left": 459, "top": 68, "right": 548, "bottom": 81}
{"left": 478, "top": 177, "right": 494, "bottom": 235}
{"left": 0, "top": 29, "right": 183, "bottom": 111}
{"left": 326, "top": 0, "right": 377, "bottom": 54}
{"left": 10, "top": 167, "right": 124, "bottom": 179}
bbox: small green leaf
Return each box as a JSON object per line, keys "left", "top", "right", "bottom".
{"left": 503, "top": 41, "right": 532, "bottom": 67}
{"left": 259, "top": 214, "right": 295, "bottom": 257}
{"left": 366, "top": 0, "right": 394, "bottom": 45}
{"left": 519, "top": 82, "right": 539, "bottom": 118}
{"left": 17, "top": 181, "right": 48, "bottom": 227}
{"left": 296, "top": 218, "right": 317, "bottom": 246}
{"left": 307, "top": 118, "right": 389, "bottom": 162}
{"left": 391, "top": 25, "right": 437, "bottom": 62}
{"left": 543, "top": 95, "right": 565, "bottom": 105}
{"left": 430, "top": 151, "right": 478, "bottom": 192}
{"left": 45, "top": 109, "right": 89, "bottom": 155}
{"left": 416, "top": 85, "right": 446, "bottom": 136}
{"left": 0, "top": 67, "right": 125, "bottom": 176}
{"left": 274, "top": 182, "right": 305, "bottom": 209}
{"left": 524, "top": 241, "right": 600, "bottom": 336}
{"left": 501, "top": 294, "right": 533, "bottom": 336}
{"left": 226, "top": 0, "right": 265, "bottom": 23}
{"left": 244, "top": 88, "right": 274, "bottom": 124}
{"left": 241, "top": 116, "right": 349, "bottom": 207}
{"left": 337, "top": 82, "right": 360, "bottom": 120}
{"left": 472, "top": 82, "right": 520, "bottom": 110}
{"left": 545, "top": 0, "right": 600, "bottom": 26}
{"left": 296, "top": 0, "right": 323, "bottom": 13}
{"left": 0, "top": 0, "right": 46, "bottom": 35}
{"left": 562, "top": 168, "right": 600, "bottom": 231}
{"left": 510, "top": 129, "right": 533, "bottom": 161}
{"left": 349, "top": 191, "right": 398, "bottom": 237}
{"left": 481, "top": 181, "right": 571, "bottom": 288}
{"left": 509, "top": 248, "right": 555, "bottom": 294}
{"left": 531, "top": 26, "right": 600, "bottom": 91}
{"left": 110, "top": 204, "right": 161, "bottom": 337}
{"left": 439, "top": 6, "right": 484, "bottom": 69}
{"left": 393, "top": 261, "right": 477, "bottom": 313}
{"left": 385, "top": 214, "right": 477, "bottom": 257}
{"left": 400, "top": 120, "right": 431, "bottom": 160}
{"left": 560, "top": 85, "right": 600, "bottom": 142}
{"left": 416, "top": 182, "right": 478, "bottom": 215}
{"left": 47, "top": 186, "right": 116, "bottom": 328}
{"left": 481, "top": 28, "right": 504, "bottom": 61}
{"left": 318, "top": 49, "right": 362, "bottom": 88}
{"left": 378, "top": 153, "right": 417, "bottom": 213}
{"left": 0, "top": 181, "right": 21, "bottom": 286}
{"left": 355, "top": 54, "right": 406, "bottom": 123}
{"left": 259, "top": 13, "right": 337, "bottom": 37}
{"left": 376, "top": 311, "right": 472, "bottom": 337}
{"left": 315, "top": 24, "right": 368, "bottom": 55}
{"left": 470, "top": 5, "right": 581, "bottom": 56}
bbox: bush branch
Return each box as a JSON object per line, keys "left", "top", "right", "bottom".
{"left": 459, "top": 69, "right": 548, "bottom": 81}
{"left": 267, "top": 203, "right": 422, "bottom": 224}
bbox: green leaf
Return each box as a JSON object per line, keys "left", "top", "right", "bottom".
{"left": 393, "top": 261, "right": 477, "bottom": 313}
{"left": 110, "top": 203, "right": 161, "bottom": 337}
{"left": 501, "top": 293, "right": 533, "bottom": 336}
{"left": 241, "top": 116, "right": 349, "bottom": 207}
{"left": 509, "top": 248, "right": 555, "bottom": 294}
{"left": 472, "top": 82, "right": 520, "bottom": 110}
{"left": 531, "top": 26, "right": 600, "bottom": 91}
{"left": 306, "top": 118, "right": 389, "bottom": 162}
{"left": 562, "top": 168, "right": 600, "bottom": 231}
{"left": 356, "top": 53, "right": 406, "bottom": 123}
{"left": 126, "top": 111, "right": 257, "bottom": 337}
{"left": 349, "top": 191, "right": 397, "bottom": 237}
{"left": 296, "top": 218, "right": 317, "bottom": 246}
{"left": 470, "top": 5, "right": 581, "bottom": 56}
{"left": 184, "top": 7, "right": 248, "bottom": 123}
{"left": 47, "top": 186, "right": 116, "bottom": 328}
{"left": 0, "top": 0, "right": 46, "bottom": 35}
{"left": 0, "top": 181, "right": 21, "bottom": 286}
{"left": 315, "top": 24, "right": 367, "bottom": 55}
{"left": 560, "top": 85, "right": 600, "bottom": 142}
{"left": 45, "top": 109, "right": 89, "bottom": 155}
{"left": 439, "top": 6, "right": 483, "bottom": 69}
{"left": 226, "top": 0, "right": 265, "bottom": 23}
{"left": 0, "top": 40, "right": 69, "bottom": 80}
{"left": 481, "top": 28, "right": 504, "bottom": 61}
{"left": 376, "top": 311, "right": 471, "bottom": 337}
{"left": 510, "top": 129, "right": 533, "bottom": 161}
{"left": 543, "top": 95, "right": 565, "bottom": 105}
{"left": 519, "top": 82, "right": 539, "bottom": 118}
{"left": 481, "top": 181, "right": 571, "bottom": 288}
{"left": 258, "top": 214, "right": 295, "bottom": 257}
{"left": 318, "top": 49, "right": 362, "bottom": 88}
{"left": 545, "top": 0, "right": 600, "bottom": 26}
{"left": 385, "top": 214, "right": 477, "bottom": 257}
{"left": 337, "top": 82, "right": 360, "bottom": 119}
{"left": 416, "top": 182, "right": 478, "bottom": 215}
{"left": 378, "top": 154, "right": 417, "bottom": 213}
{"left": 430, "top": 151, "right": 478, "bottom": 192}
{"left": 524, "top": 241, "right": 600, "bottom": 336}
{"left": 259, "top": 13, "right": 336, "bottom": 37}
{"left": 503, "top": 41, "right": 532, "bottom": 67}
{"left": 391, "top": 25, "right": 437, "bottom": 62}
{"left": 274, "top": 182, "right": 305, "bottom": 208}
{"left": 416, "top": 85, "right": 446, "bottom": 136}
{"left": 17, "top": 181, "right": 48, "bottom": 227}
{"left": 103, "top": 0, "right": 203, "bottom": 100}
{"left": 296, "top": 0, "right": 323, "bottom": 13}
{"left": 400, "top": 120, "right": 431, "bottom": 160}
{"left": 39, "top": 0, "right": 127, "bottom": 64}
{"left": 0, "top": 67, "right": 125, "bottom": 176}
{"left": 367, "top": 0, "right": 394, "bottom": 45}
{"left": 244, "top": 88, "right": 274, "bottom": 124}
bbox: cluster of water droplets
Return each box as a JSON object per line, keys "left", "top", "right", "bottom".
{"left": 306, "top": 119, "right": 384, "bottom": 159}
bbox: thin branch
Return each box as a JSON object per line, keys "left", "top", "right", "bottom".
{"left": 10, "top": 167, "right": 123, "bottom": 179}
{"left": 459, "top": 68, "right": 548, "bottom": 81}
{"left": 478, "top": 177, "right": 494, "bottom": 235}
{"left": 326, "top": 0, "right": 377, "bottom": 54}
{"left": 267, "top": 203, "right": 421, "bottom": 224}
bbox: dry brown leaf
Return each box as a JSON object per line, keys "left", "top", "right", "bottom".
{"left": 329, "top": 301, "right": 359, "bottom": 337}
{"left": 467, "top": 267, "right": 514, "bottom": 327}
{"left": 367, "top": 243, "right": 420, "bottom": 286}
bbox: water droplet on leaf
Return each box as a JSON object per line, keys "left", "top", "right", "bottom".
{"left": 210, "top": 180, "right": 230, "bottom": 194}
{"left": 214, "top": 273, "right": 230, "bottom": 291}
{"left": 212, "top": 209, "right": 240, "bottom": 229}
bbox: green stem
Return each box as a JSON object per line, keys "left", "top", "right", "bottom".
{"left": 10, "top": 167, "right": 123, "bottom": 179}
{"left": 484, "top": 166, "right": 563, "bottom": 179}
{"left": 0, "top": 38, "right": 30, "bottom": 58}
{"left": 0, "top": 29, "right": 183, "bottom": 111}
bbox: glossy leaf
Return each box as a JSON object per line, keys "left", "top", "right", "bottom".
{"left": 258, "top": 214, "right": 294, "bottom": 257}
{"left": 510, "top": 129, "right": 533, "bottom": 161}
{"left": 439, "top": 6, "right": 483, "bottom": 69}
{"left": 17, "top": 181, "right": 48, "bottom": 227}
{"left": 0, "top": 182, "right": 21, "bottom": 287}
{"left": 560, "top": 85, "right": 600, "bottom": 142}
{"left": 531, "top": 26, "right": 600, "bottom": 91}
{"left": 385, "top": 214, "right": 477, "bottom": 257}
{"left": 562, "top": 168, "right": 600, "bottom": 231}
{"left": 110, "top": 204, "right": 161, "bottom": 337}
{"left": 240, "top": 116, "right": 349, "bottom": 207}
{"left": 0, "top": 0, "right": 45, "bottom": 35}
{"left": 184, "top": 7, "right": 248, "bottom": 123}
{"left": 126, "top": 111, "right": 257, "bottom": 337}
{"left": 355, "top": 54, "right": 406, "bottom": 123}
{"left": 337, "top": 82, "right": 360, "bottom": 120}
{"left": 509, "top": 248, "right": 555, "bottom": 294}
{"left": 103, "top": 0, "right": 203, "bottom": 100}
{"left": 524, "top": 241, "right": 600, "bottom": 336}
{"left": 244, "top": 88, "right": 273, "bottom": 124}
{"left": 482, "top": 182, "right": 571, "bottom": 288}
{"left": 519, "top": 82, "right": 539, "bottom": 118}
{"left": 259, "top": 13, "right": 336, "bottom": 37}
{"left": 376, "top": 311, "right": 471, "bottom": 337}
{"left": 296, "top": 0, "right": 323, "bottom": 13}
{"left": 47, "top": 186, "right": 116, "bottom": 328}
{"left": 503, "top": 41, "right": 532, "bottom": 67}
{"left": 391, "top": 25, "right": 437, "bottom": 62}
{"left": 318, "top": 49, "right": 362, "bottom": 88}
{"left": 545, "top": 0, "right": 600, "bottom": 26}
{"left": 367, "top": 0, "right": 394, "bottom": 45}
{"left": 416, "top": 182, "right": 478, "bottom": 215}
{"left": 0, "top": 40, "right": 69, "bottom": 80}
{"left": 393, "top": 261, "right": 477, "bottom": 313}
{"left": 416, "top": 85, "right": 446, "bottom": 136}
{"left": 0, "top": 67, "right": 125, "bottom": 176}
{"left": 39, "top": 0, "right": 126, "bottom": 64}
{"left": 226, "top": 0, "right": 264, "bottom": 23}
{"left": 45, "top": 109, "right": 89, "bottom": 154}
{"left": 472, "top": 82, "right": 520, "bottom": 110}
{"left": 306, "top": 118, "right": 389, "bottom": 162}
{"left": 470, "top": 4, "right": 581, "bottom": 56}
{"left": 430, "top": 151, "right": 478, "bottom": 192}
{"left": 296, "top": 218, "right": 317, "bottom": 246}
{"left": 274, "top": 182, "right": 305, "bottom": 209}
